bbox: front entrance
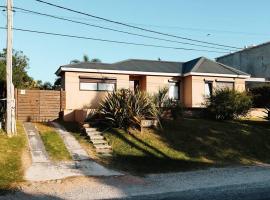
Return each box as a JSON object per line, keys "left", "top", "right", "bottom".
{"left": 129, "top": 75, "right": 146, "bottom": 91}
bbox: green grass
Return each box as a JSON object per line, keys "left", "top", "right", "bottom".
{"left": 36, "top": 123, "right": 71, "bottom": 161}
{"left": 0, "top": 123, "right": 27, "bottom": 191}
{"left": 57, "top": 118, "right": 270, "bottom": 174}
{"left": 101, "top": 118, "right": 270, "bottom": 174}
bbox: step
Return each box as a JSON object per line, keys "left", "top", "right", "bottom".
{"left": 94, "top": 144, "right": 112, "bottom": 149}
{"left": 99, "top": 153, "right": 112, "bottom": 157}
{"left": 86, "top": 131, "right": 101, "bottom": 137}
{"left": 89, "top": 135, "right": 104, "bottom": 140}
{"left": 85, "top": 127, "right": 97, "bottom": 132}
{"left": 91, "top": 139, "right": 107, "bottom": 145}
{"left": 96, "top": 148, "right": 113, "bottom": 154}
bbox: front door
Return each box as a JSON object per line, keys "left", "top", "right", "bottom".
{"left": 129, "top": 80, "right": 140, "bottom": 91}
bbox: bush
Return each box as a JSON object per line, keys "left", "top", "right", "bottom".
{"left": 206, "top": 89, "right": 252, "bottom": 120}
{"left": 153, "top": 87, "right": 183, "bottom": 120}
{"left": 98, "top": 89, "right": 157, "bottom": 130}
{"left": 249, "top": 85, "right": 270, "bottom": 108}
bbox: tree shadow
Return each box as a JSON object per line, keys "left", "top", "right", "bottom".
{"left": 103, "top": 155, "right": 216, "bottom": 175}
{"left": 108, "top": 128, "right": 160, "bottom": 158}
{"left": 0, "top": 188, "right": 63, "bottom": 199}
{"left": 153, "top": 118, "right": 270, "bottom": 164}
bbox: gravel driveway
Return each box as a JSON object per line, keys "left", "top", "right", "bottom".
{"left": 2, "top": 165, "right": 270, "bottom": 199}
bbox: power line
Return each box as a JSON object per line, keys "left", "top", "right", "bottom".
{"left": 0, "top": 26, "right": 229, "bottom": 53}
{"left": 6, "top": 6, "right": 234, "bottom": 51}
{"left": 33, "top": 0, "right": 241, "bottom": 50}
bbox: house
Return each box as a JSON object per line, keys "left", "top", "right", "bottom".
{"left": 216, "top": 41, "right": 270, "bottom": 82}
{"left": 55, "top": 57, "right": 250, "bottom": 121}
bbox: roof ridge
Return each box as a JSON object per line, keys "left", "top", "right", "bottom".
{"left": 216, "top": 60, "right": 249, "bottom": 75}
{"left": 190, "top": 57, "right": 205, "bottom": 72}
{"left": 114, "top": 58, "right": 182, "bottom": 64}
{"left": 61, "top": 62, "right": 111, "bottom": 67}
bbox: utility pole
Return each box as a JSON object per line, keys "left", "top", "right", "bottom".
{"left": 6, "top": 0, "right": 16, "bottom": 136}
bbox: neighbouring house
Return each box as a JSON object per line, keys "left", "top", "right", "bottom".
{"left": 55, "top": 57, "right": 250, "bottom": 121}
{"left": 216, "top": 41, "right": 270, "bottom": 83}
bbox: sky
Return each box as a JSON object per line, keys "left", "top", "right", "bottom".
{"left": 0, "top": 0, "right": 270, "bottom": 83}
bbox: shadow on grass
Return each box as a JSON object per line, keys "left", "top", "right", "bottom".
{"left": 155, "top": 118, "right": 270, "bottom": 164}
{"left": 104, "top": 155, "right": 215, "bottom": 175}
{"left": 99, "top": 127, "right": 219, "bottom": 174}
{"left": 108, "top": 128, "right": 170, "bottom": 158}
{"left": 0, "top": 188, "right": 63, "bottom": 199}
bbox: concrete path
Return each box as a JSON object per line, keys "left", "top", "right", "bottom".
{"left": 23, "top": 122, "right": 122, "bottom": 182}
{"left": 23, "top": 122, "right": 50, "bottom": 163}
{"left": 51, "top": 122, "right": 89, "bottom": 161}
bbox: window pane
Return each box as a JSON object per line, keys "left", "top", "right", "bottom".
{"left": 169, "top": 82, "right": 179, "bottom": 100}
{"left": 80, "top": 82, "right": 97, "bottom": 90}
{"left": 205, "top": 82, "right": 213, "bottom": 96}
{"left": 216, "top": 82, "right": 234, "bottom": 90}
{"left": 98, "top": 83, "right": 115, "bottom": 91}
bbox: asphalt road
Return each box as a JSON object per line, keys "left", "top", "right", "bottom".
{"left": 126, "top": 181, "right": 270, "bottom": 200}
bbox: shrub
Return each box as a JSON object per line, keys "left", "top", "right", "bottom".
{"left": 205, "top": 89, "right": 252, "bottom": 120}
{"left": 153, "top": 87, "right": 183, "bottom": 120}
{"left": 98, "top": 89, "right": 157, "bottom": 130}
{"left": 168, "top": 100, "right": 183, "bottom": 120}
{"left": 249, "top": 85, "right": 270, "bottom": 108}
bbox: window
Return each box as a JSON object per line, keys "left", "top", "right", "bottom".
{"left": 168, "top": 81, "right": 180, "bottom": 100}
{"left": 98, "top": 83, "right": 115, "bottom": 91}
{"left": 205, "top": 82, "right": 213, "bottom": 97}
{"left": 80, "top": 82, "right": 97, "bottom": 91}
{"left": 216, "top": 81, "right": 234, "bottom": 90}
{"left": 79, "top": 77, "right": 116, "bottom": 91}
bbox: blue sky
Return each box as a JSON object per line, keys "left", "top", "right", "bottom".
{"left": 0, "top": 0, "right": 270, "bottom": 83}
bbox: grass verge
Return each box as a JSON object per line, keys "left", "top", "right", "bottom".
{"left": 35, "top": 123, "right": 71, "bottom": 161}
{"left": 0, "top": 123, "right": 27, "bottom": 191}
{"left": 58, "top": 118, "right": 270, "bottom": 174}
{"left": 101, "top": 118, "right": 270, "bottom": 174}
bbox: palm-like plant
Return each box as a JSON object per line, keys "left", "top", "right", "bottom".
{"left": 70, "top": 54, "right": 101, "bottom": 64}
{"left": 98, "top": 89, "right": 157, "bottom": 130}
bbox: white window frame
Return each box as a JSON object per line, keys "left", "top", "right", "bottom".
{"left": 79, "top": 77, "right": 116, "bottom": 91}
{"left": 168, "top": 81, "right": 180, "bottom": 100}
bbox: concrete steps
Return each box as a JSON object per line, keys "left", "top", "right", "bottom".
{"left": 83, "top": 125, "right": 112, "bottom": 157}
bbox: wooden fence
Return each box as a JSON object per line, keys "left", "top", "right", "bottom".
{"left": 15, "top": 89, "right": 65, "bottom": 122}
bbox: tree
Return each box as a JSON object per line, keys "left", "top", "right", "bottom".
{"left": 0, "top": 49, "right": 35, "bottom": 97}
{"left": 41, "top": 82, "right": 53, "bottom": 90}
{"left": 53, "top": 77, "right": 61, "bottom": 90}
{"left": 90, "top": 58, "right": 101, "bottom": 63}
{"left": 70, "top": 54, "right": 101, "bottom": 64}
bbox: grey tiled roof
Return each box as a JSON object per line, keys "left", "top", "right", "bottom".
{"left": 57, "top": 57, "right": 249, "bottom": 76}
{"left": 183, "top": 57, "right": 250, "bottom": 75}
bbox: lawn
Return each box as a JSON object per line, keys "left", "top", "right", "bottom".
{"left": 57, "top": 118, "right": 270, "bottom": 174}
{"left": 35, "top": 123, "right": 71, "bottom": 161}
{"left": 101, "top": 118, "right": 270, "bottom": 174}
{"left": 0, "top": 123, "right": 27, "bottom": 191}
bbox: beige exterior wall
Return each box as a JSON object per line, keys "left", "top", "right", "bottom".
{"left": 184, "top": 75, "right": 246, "bottom": 108}
{"left": 146, "top": 75, "right": 183, "bottom": 101}
{"left": 62, "top": 71, "right": 247, "bottom": 121}
{"left": 64, "top": 71, "right": 129, "bottom": 110}
{"left": 183, "top": 76, "right": 192, "bottom": 107}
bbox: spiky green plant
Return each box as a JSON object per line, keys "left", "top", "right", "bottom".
{"left": 98, "top": 89, "right": 157, "bottom": 130}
